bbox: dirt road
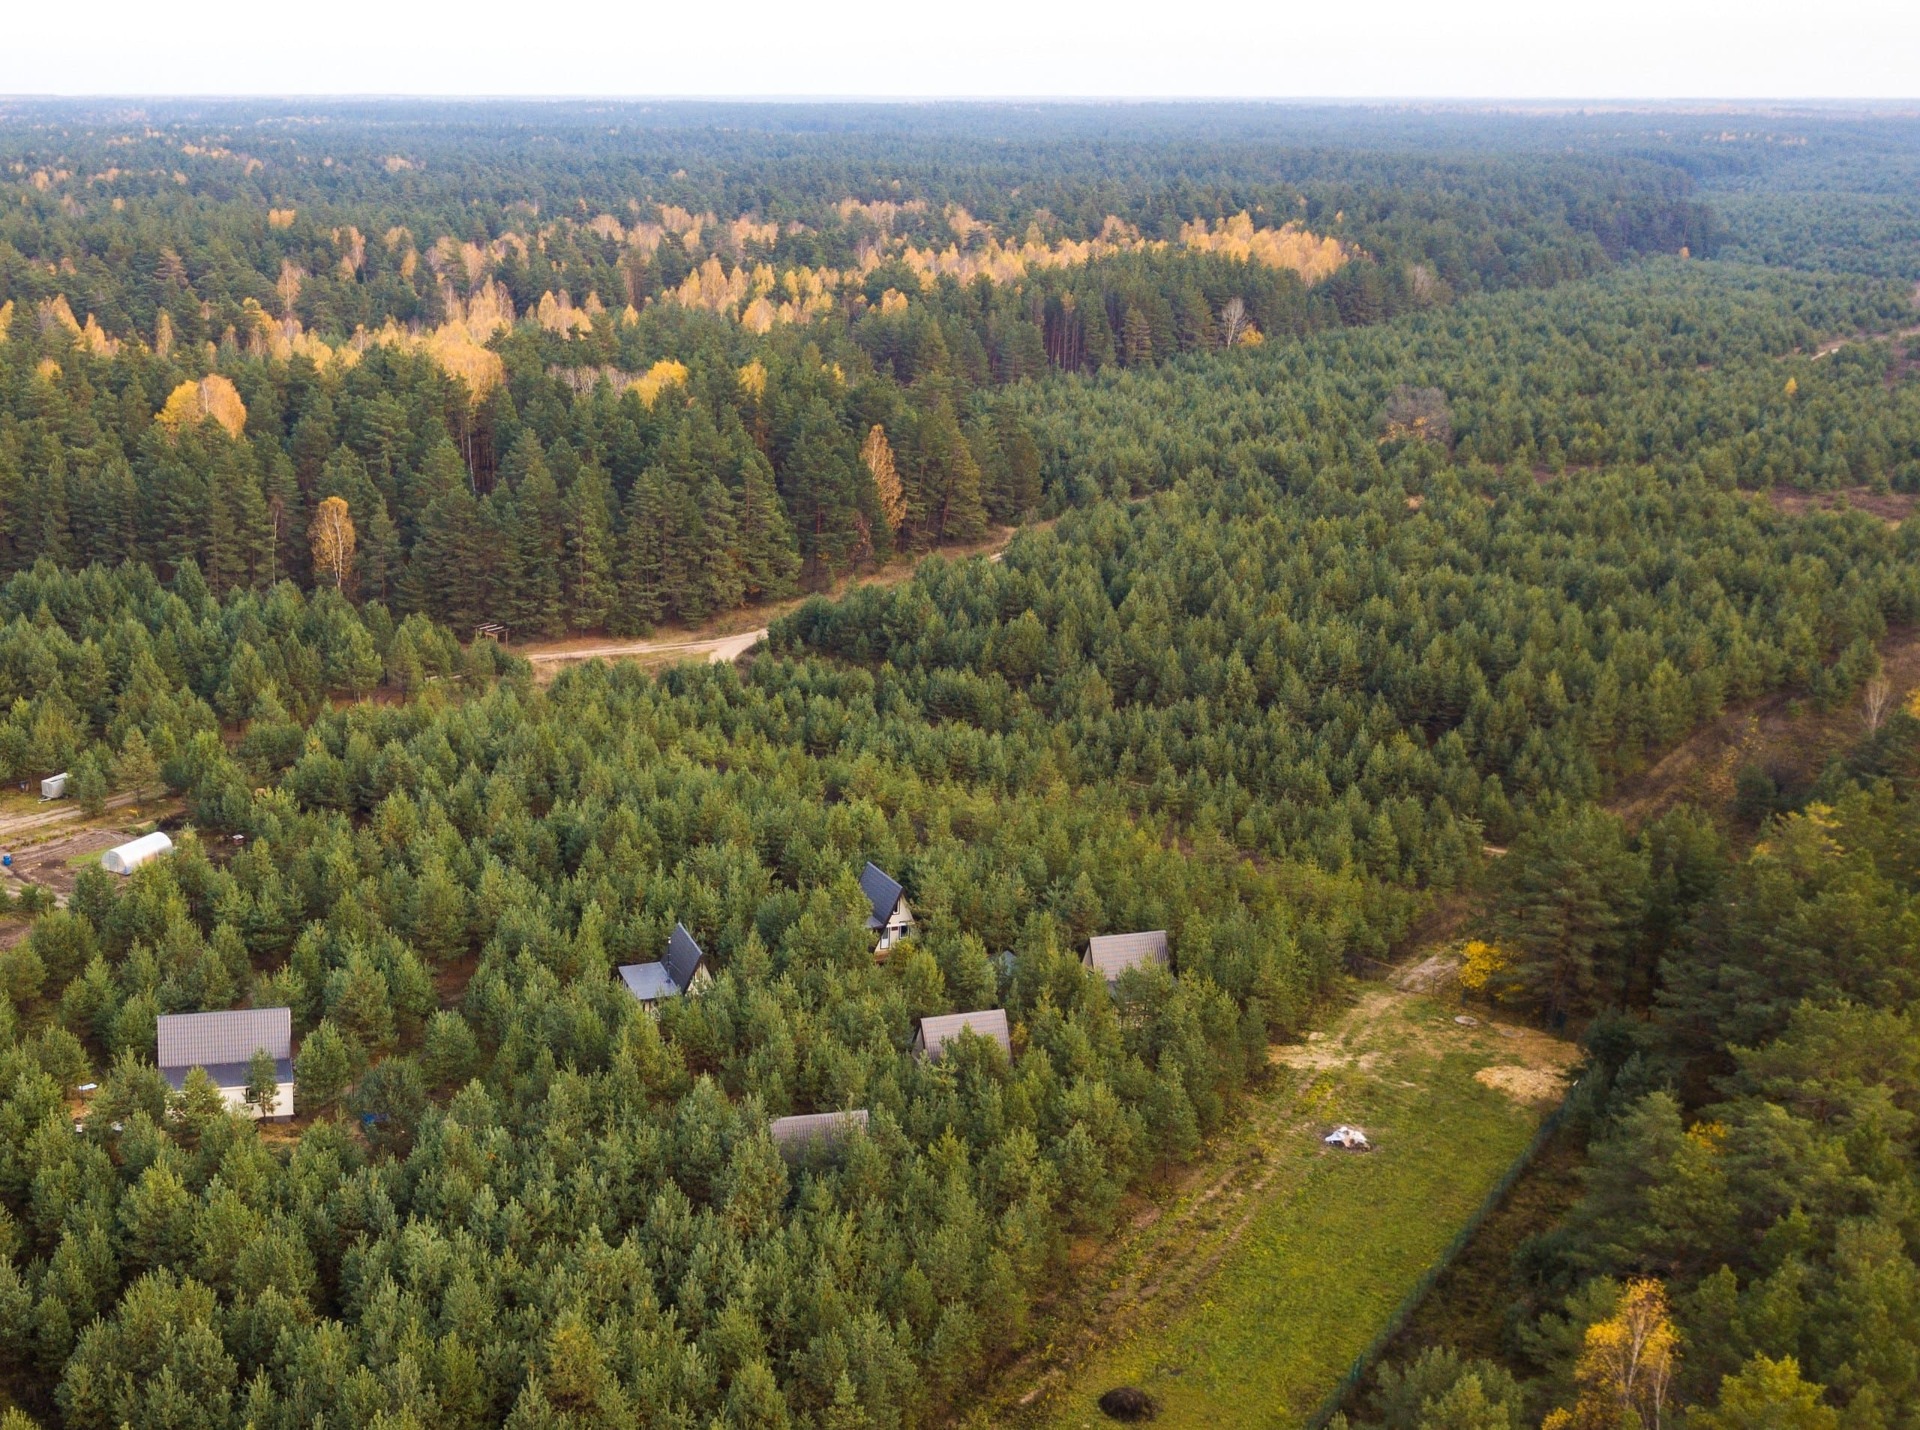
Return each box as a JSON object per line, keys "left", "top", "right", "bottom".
{"left": 518, "top": 522, "right": 1041, "bottom": 680}
{"left": 0, "top": 790, "right": 145, "bottom": 843}
{"left": 523, "top": 626, "right": 768, "bottom": 678}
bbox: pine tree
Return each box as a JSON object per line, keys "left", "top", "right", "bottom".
{"left": 293, "top": 1019, "right": 354, "bottom": 1114}
{"left": 1121, "top": 304, "right": 1154, "bottom": 367}
{"left": 508, "top": 454, "right": 565, "bottom": 637}
{"left": 779, "top": 399, "right": 863, "bottom": 584}
{"left": 244, "top": 1047, "right": 281, "bottom": 1117}
{"left": 613, "top": 470, "right": 670, "bottom": 635}
{"left": 734, "top": 452, "right": 799, "bottom": 602}
{"left": 21, "top": 453, "right": 75, "bottom": 568}
{"left": 112, "top": 729, "right": 160, "bottom": 806}
{"left": 561, "top": 462, "right": 617, "bottom": 631}
{"left": 907, "top": 394, "right": 987, "bottom": 545}
{"left": 688, "top": 478, "right": 744, "bottom": 623}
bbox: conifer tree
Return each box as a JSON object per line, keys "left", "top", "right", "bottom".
{"left": 613, "top": 470, "right": 670, "bottom": 634}
{"left": 509, "top": 451, "right": 566, "bottom": 637}
{"left": 561, "top": 461, "right": 617, "bottom": 631}
{"left": 734, "top": 453, "right": 800, "bottom": 602}
{"left": 689, "top": 478, "right": 744, "bottom": 622}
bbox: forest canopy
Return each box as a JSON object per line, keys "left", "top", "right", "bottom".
{"left": 0, "top": 99, "right": 1916, "bottom": 1430}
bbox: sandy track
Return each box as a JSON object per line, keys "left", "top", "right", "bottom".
{"left": 523, "top": 627, "right": 767, "bottom": 674}
{"left": 0, "top": 790, "right": 145, "bottom": 843}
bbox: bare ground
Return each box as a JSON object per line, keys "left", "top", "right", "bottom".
{"left": 0, "top": 789, "right": 150, "bottom": 844}
{"left": 1765, "top": 485, "right": 1919, "bottom": 526}
{"left": 1607, "top": 625, "right": 1920, "bottom": 831}
{"left": 7, "top": 826, "right": 134, "bottom": 896}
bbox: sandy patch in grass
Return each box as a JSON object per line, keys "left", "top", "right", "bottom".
{"left": 1475, "top": 1064, "right": 1571, "bottom": 1105}
{"left": 1394, "top": 952, "right": 1460, "bottom": 994}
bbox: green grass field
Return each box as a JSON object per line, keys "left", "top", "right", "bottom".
{"left": 988, "top": 986, "right": 1571, "bottom": 1430}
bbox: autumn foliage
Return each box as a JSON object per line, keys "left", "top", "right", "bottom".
{"left": 308, "top": 496, "right": 356, "bottom": 591}
{"left": 1545, "top": 1280, "right": 1679, "bottom": 1430}
{"left": 862, "top": 424, "right": 906, "bottom": 532}
{"left": 156, "top": 374, "right": 248, "bottom": 438}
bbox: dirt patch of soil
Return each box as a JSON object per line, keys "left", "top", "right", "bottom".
{"left": 1530, "top": 463, "right": 1599, "bottom": 486}
{"left": 1395, "top": 953, "right": 1461, "bottom": 995}
{"left": 1270, "top": 987, "right": 1402, "bottom": 1071}
{"left": 1608, "top": 625, "right": 1920, "bottom": 831}
{"left": 1469, "top": 1012, "right": 1581, "bottom": 1102}
{"left": 1767, "top": 485, "right": 1917, "bottom": 527}
{"left": 0, "top": 919, "right": 31, "bottom": 950}
{"left": 1271, "top": 1040, "right": 1381, "bottom": 1072}
{"left": 434, "top": 949, "right": 481, "bottom": 1008}
{"left": 1475, "top": 1063, "right": 1571, "bottom": 1105}
{"left": 8, "top": 827, "right": 131, "bottom": 895}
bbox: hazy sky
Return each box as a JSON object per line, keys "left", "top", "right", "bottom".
{"left": 3, "top": 0, "right": 1916, "bottom": 98}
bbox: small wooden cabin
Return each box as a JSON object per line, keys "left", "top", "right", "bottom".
{"left": 769, "top": 1109, "right": 870, "bottom": 1160}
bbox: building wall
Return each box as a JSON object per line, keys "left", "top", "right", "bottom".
{"left": 215, "top": 1080, "right": 294, "bottom": 1120}
{"left": 875, "top": 906, "right": 914, "bottom": 953}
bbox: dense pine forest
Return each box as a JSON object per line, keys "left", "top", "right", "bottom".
{"left": 0, "top": 100, "right": 1917, "bottom": 1429}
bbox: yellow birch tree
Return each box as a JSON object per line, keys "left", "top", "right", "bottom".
{"left": 1545, "top": 1279, "right": 1680, "bottom": 1430}
{"left": 157, "top": 375, "right": 247, "bottom": 438}
{"left": 862, "top": 424, "right": 906, "bottom": 533}
{"left": 310, "top": 497, "right": 356, "bottom": 592}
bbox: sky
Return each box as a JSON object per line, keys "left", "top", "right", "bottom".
{"left": 2, "top": 0, "right": 1916, "bottom": 99}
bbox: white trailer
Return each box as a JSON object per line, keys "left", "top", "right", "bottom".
{"left": 40, "top": 772, "right": 68, "bottom": 800}
{"left": 102, "top": 831, "right": 172, "bottom": 875}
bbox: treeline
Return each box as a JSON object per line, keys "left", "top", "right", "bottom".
{"left": 0, "top": 323, "right": 1029, "bottom": 630}
{"left": 0, "top": 101, "right": 1722, "bottom": 346}
{"left": 4, "top": 259, "right": 1914, "bottom": 651}
{"left": 998, "top": 260, "right": 1920, "bottom": 508}
{"left": 1347, "top": 714, "right": 1920, "bottom": 1427}
{"left": 0, "top": 560, "right": 518, "bottom": 789}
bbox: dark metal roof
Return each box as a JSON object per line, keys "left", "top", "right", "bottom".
{"left": 156, "top": 1008, "right": 291, "bottom": 1071}
{"left": 1085, "top": 930, "right": 1171, "bottom": 980}
{"left": 664, "top": 923, "right": 705, "bottom": 989}
{"left": 915, "top": 1009, "right": 1012, "bottom": 1060}
{"left": 618, "top": 923, "right": 707, "bottom": 1004}
{"left": 162, "top": 1058, "right": 293, "bottom": 1092}
{"left": 618, "top": 963, "right": 680, "bottom": 1002}
{"left": 860, "top": 862, "right": 904, "bottom": 928}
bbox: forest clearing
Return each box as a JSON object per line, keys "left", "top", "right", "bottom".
{"left": 971, "top": 983, "right": 1575, "bottom": 1429}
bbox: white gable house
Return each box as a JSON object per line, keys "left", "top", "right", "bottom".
{"left": 862, "top": 862, "right": 915, "bottom": 956}
{"left": 156, "top": 1007, "right": 294, "bottom": 1119}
